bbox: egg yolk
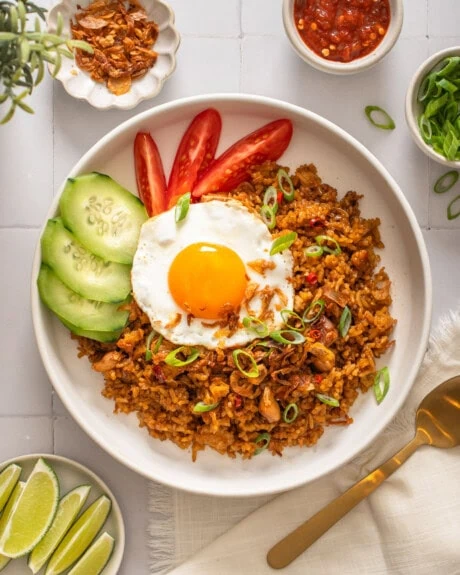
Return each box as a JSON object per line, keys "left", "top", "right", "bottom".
{"left": 168, "top": 242, "right": 248, "bottom": 320}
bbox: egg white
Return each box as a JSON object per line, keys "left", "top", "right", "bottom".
{"left": 131, "top": 199, "right": 294, "bottom": 349}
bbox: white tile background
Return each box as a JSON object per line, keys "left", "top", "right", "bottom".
{"left": 0, "top": 0, "right": 459, "bottom": 573}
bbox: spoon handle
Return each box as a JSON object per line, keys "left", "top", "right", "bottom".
{"left": 267, "top": 435, "right": 423, "bottom": 569}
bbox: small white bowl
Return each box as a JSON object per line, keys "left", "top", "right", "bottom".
{"left": 405, "top": 46, "right": 460, "bottom": 168}
{"left": 0, "top": 453, "right": 125, "bottom": 574}
{"left": 47, "top": 0, "right": 180, "bottom": 110}
{"left": 282, "top": 0, "right": 403, "bottom": 75}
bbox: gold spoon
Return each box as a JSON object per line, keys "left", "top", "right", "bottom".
{"left": 267, "top": 375, "right": 460, "bottom": 569}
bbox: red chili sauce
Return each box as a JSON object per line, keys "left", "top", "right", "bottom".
{"left": 294, "top": 0, "right": 391, "bottom": 63}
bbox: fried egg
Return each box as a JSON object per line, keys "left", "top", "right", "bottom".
{"left": 131, "top": 199, "right": 294, "bottom": 349}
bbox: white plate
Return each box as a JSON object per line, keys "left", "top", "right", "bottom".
{"left": 0, "top": 453, "right": 124, "bottom": 574}
{"left": 31, "top": 94, "right": 432, "bottom": 497}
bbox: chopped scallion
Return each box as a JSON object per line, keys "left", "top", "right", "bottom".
{"left": 145, "top": 330, "right": 155, "bottom": 361}
{"left": 165, "top": 346, "right": 199, "bottom": 367}
{"left": 280, "top": 309, "right": 305, "bottom": 331}
{"left": 193, "top": 401, "right": 219, "bottom": 413}
{"left": 283, "top": 403, "right": 299, "bottom": 423}
{"left": 269, "top": 330, "right": 305, "bottom": 345}
{"left": 305, "top": 245, "right": 323, "bottom": 258}
{"left": 254, "top": 432, "right": 271, "bottom": 455}
{"left": 277, "top": 169, "right": 295, "bottom": 201}
{"left": 270, "top": 232, "right": 297, "bottom": 256}
{"left": 232, "top": 349, "right": 259, "bottom": 378}
{"left": 447, "top": 194, "right": 460, "bottom": 220}
{"left": 302, "top": 299, "right": 325, "bottom": 324}
{"left": 316, "top": 393, "right": 340, "bottom": 407}
{"left": 315, "top": 235, "right": 341, "bottom": 255}
{"left": 242, "top": 316, "right": 269, "bottom": 338}
{"left": 260, "top": 204, "right": 276, "bottom": 230}
{"left": 263, "top": 186, "right": 279, "bottom": 213}
{"left": 373, "top": 366, "right": 390, "bottom": 404}
{"left": 365, "top": 106, "right": 396, "bottom": 130}
{"left": 434, "top": 170, "right": 459, "bottom": 193}
{"left": 338, "top": 306, "right": 352, "bottom": 337}
{"left": 175, "top": 192, "right": 191, "bottom": 223}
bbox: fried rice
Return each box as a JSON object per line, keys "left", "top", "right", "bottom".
{"left": 76, "top": 161, "right": 396, "bottom": 460}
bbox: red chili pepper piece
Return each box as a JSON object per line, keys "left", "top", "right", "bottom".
{"left": 309, "top": 217, "right": 325, "bottom": 228}
{"left": 234, "top": 395, "right": 244, "bottom": 410}
{"left": 277, "top": 191, "right": 283, "bottom": 205}
{"left": 309, "top": 329, "right": 321, "bottom": 341}
{"left": 314, "top": 374, "right": 323, "bottom": 384}
{"left": 153, "top": 365, "right": 166, "bottom": 384}
{"left": 305, "top": 272, "right": 318, "bottom": 285}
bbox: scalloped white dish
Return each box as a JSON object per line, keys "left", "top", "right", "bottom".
{"left": 47, "top": 0, "right": 180, "bottom": 110}
{"left": 32, "top": 94, "right": 431, "bottom": 497}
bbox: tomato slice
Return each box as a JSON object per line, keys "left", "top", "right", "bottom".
{"left": 134, "top": 132, "right": 167, "bottom": 216}
{"left": 167, "top": 108, "right": 222, "bottom": 208}
{"left": 192, "top": 119, "right": 293, "bottom": 198}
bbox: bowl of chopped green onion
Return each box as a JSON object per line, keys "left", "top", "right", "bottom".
{"left": 406, "top": 47, "right": 460, "bottom": 166}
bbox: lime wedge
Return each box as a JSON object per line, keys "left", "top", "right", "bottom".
{"left": 0, "top": 481, "right": 25, "bottom": 571}
{"left": 28, "top": 485, "right": 91, "bottom": 574}
{"left": 0, "top": 458, "right": 59, "bottom": 558}
{"left": 68, "top": 532, "right": 114, "bottom": 575}
{"left": 0, "top": 464, "right": 21, "bottom": 514}
{"left": 46, "top": 495, "right": 111, "bottom": 575}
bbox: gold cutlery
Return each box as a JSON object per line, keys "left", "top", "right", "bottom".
{"left": 267, "top": 375, "right": 460, "bottom": 569}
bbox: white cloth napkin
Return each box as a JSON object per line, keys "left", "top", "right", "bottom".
{"left": 149, "top": 309, "right": 460, "bottom": 575}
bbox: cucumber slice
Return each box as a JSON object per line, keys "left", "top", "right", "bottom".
{"left": 38, "top": 265, "right": 129, "bottom": 332}
{"left": 60, "top": 173, "right": 147, "bottom": 265}
{"left": 41, "top": 218, "right": 131, "bottom": 303}
{"left": 58, "top": 316, "right": 123, "bottom": 343}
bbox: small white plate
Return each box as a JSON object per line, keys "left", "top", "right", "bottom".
{"left": 47, "top": 0, "right": 180, "bottom": 110}
{"left": 0, "top": 453, "right": 125, "bottom": 574}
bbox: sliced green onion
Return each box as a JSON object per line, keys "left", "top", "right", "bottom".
{"left": 175, "top": 192, "right": 191, "bottom": 223}
{"left": 283, "top": 403, "right": 299, "bottom": 423}
{"left": 270, "top": 232, "right": 297, "bottom": 256}
{"left": 302, "top": 299, "right": 325, "bottom": 324}
{"left": 263, "top": 186, "right": 279, "bottom": 213}
{"left": 373, "top": 366, "right": 390, "bottom": 404}
{"left": 437, "top": 78, "right": 458, "bottom": 94}
{"left": 193, "top": 401, "right": 219, "bottom": 413}
{"left": 316, "top": 393, "right": 340, "bottom": 407}
{"left": 305, "top": 245, "right": 323, "bottom": 258}
{"left": 277, "top": 169, "right": 295, "bottom": 201}
{"left": 419, "top": 114, "right": 433, "bottom": 142}
{"left": 145, "top": 330, "right": 155, "bottom": 361}
{"left": 364, "top": 106, "right": 396, "bottom": 130}
{"left": 418, "top": 74, "right": 436, "bottom": 102}
{"left": 434, "top": 170, "right": 459, "bottom": 193}
{"left": 424, "top": 93, "right": 449, "bottom": 119}
{"left": 254, "top": 432, "right": 271, "bottom": 455}
{"left": 242, "top": 316, "right": 269, "bottom": 338}
{"left": 338, "top": 306, "right": 352, "bottom": 338}
{"left": 153, "top": 334, "right": 163, "bottom": 354}
{"left": 436, "top": 56, "right": 460, "bottom": 78}
{"left": 280, "top": 309, "right": 305, "bottom": 331}
{"left": 232, "top": 349, "right": 259, "bottom": 378}
{"left": 269, "top": 330, "right": 305, "bottom": 345}
{"left": 260, "top": 204, "right": 276, "bottom": 230}
{"left": 315, "top": 235, "right": 341, "bottom": 255}
{"left": 165, "top": 346, "right": 199, "bottom": 367}
{"left": 447, "top": 195, "right": 460, "bottom": 220}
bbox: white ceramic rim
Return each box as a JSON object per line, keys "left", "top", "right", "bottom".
{"left": 0, "top": 453, "right": 125, "bottom": 572}
{"left": 46, "top": 0, "right": 181, "bottom": 110}
{"left": 31, "top": 94, "right": 432, "bottom": 497}
{"left": 405, "top": 46, "right": 460, "bottom": 168}
{"left": 282, "top": 0, "right": 404, "bottom": 75}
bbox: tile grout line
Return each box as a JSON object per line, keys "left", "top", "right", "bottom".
{"left": 238, "top": 0, "right": 243, "bottom": 92}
